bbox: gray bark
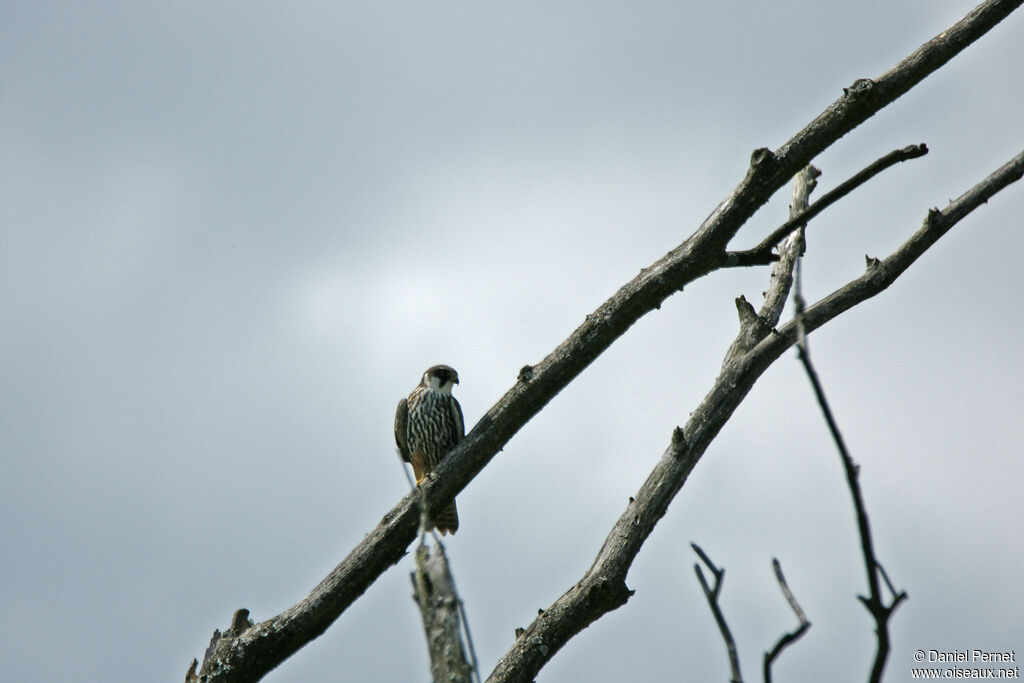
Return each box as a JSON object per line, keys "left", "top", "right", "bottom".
{"left": 411, "top": 543, "right": 474, "bottom": 683}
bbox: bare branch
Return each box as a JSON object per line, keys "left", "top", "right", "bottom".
{"left": 406, "top": 452, "right": 480, "bottom": 682}
{"left": 778, "top": 150, "right": 1024, "bottom": 683}
{"left": 761, "top": 164, "right": 819, "bottom": 324}
{"left": 456, "top": 581, "right": 483, "bottom": 683}
{"left": 772, "top": 559, "right": 807, "bottom": 628}
{"left": 411, "top": 542, "right": 475, "bottom": 683}
{"left": 691, "top": 544, "right": 743, "bottom": 683}
{"left": 794, "top": 347, "right": 907, "bottom": 683}
{"left": 763, "top": 559, "right": 811, "bottom": 683}
{"left": 727, "top": 144, "right": 929, "bottom": 267}
{"left": 789, "top": 148, "right": 1024, "bottom": 343}
{"left": 724, "top": 163, "right": 818, "bottom": 369}
{"left": 877, "top": 561, "right": 900, "bottom": 599}
{"left": 730, "top": 170, "right": 815, "bottom": 683}
{"left": 484, "top": 150, "right": 1024, "bottom": 683}
{"left": 189, "top": 2, "right": 1024, "bottom": 677}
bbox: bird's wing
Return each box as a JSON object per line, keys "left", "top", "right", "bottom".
{"left": 394, "top": 397, "right": 410, "bottom": 462}
{"left": 451, "top": 396, "right": 465, "bottom": 444}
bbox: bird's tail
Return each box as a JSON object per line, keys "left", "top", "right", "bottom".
{"left": 433, "top": 499, "right": 459, "bottom": 536}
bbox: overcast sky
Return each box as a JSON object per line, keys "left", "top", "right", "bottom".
{"left": 3, "top": 2, "right": 1023, "bottom": 681}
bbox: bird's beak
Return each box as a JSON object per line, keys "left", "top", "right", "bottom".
{"left": 453, "top": 376, "right": 460, "bottom": 384}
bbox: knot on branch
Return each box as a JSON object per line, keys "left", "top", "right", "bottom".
{"left": 579, "top": 312, "right": 606, "bottom": 343}
{"left": 749, "top": 148, "right": 776, "bottom": 176}
{"left": 671, "top": 426, "right": 687, "bottom": 453}
{"left": 586, "top": 576, "right": 635, "bottom": 608}
{"left": 518, "top": 364, "right": 534, "bottom": 382}
{"left": 843, "top": 78, "right": 876, "bottom": 101}
{"left": 792, "top": 165, "right": 821, "bottom": 203}
{"left": 228, "top": 608, "right": 253, "bottom": 636}
{"left": 190, "top": 608, "right": 254, "bottom": 681}
{"left": 735, "top": 295, "right": 760, "bottom": 328}
{"left": 864, "top": 255, "right": 883, "bottom": 274}
{"left": 721, "top": 296, "right": 772, "bottom": 368}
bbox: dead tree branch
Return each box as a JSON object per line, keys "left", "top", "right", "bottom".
{"left": 690, "top": 547, "right": 809, "bottom": 683}
{"left": 727, "top": 144, "right": 928, "bottom": 267}
{"left": 763, "top": 559, "right": 811, "bottom": 683}
{"left": 713, "top": 169, "right": 816, "bottom": 683}
{"left": 796, "top": 345, "right": 907, "bottom": 682}
{"left": 405, "top": 450, "right": 481, "bottom": 682}
{"left": 792, "top": 245, "right": 910, "bottom": 683}
{"left": 411, "top": 542, "right": 476, "bottom": 683}
{"left": 188, "top": 2, "right": 1024, "bottom": 678}
{"left": 484, "top": 150, "right": 1024, "bottom": 682}
{"left": 724, "top": 163, "right": 819, "bottom": 369}
{"left": 691, "top": 544, "right": 743, "bottom": 683}
{"left": 493, "top": 163, "right": 821, "bottom": 683}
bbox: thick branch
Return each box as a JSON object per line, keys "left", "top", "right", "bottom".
{"left": 411, "top": 543, "right": 474, "bottom": 683}
{"left": 189, "top": 3, "right": 1023, "bottom": 678}
{"left": 484, "top": 151, "right": 1024, "bottom": 683}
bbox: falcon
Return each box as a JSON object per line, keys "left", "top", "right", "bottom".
{"left": 394, "top": 364, "right": 465, "bottom": 535}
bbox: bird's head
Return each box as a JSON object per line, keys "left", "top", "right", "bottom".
{"left": 422, "top": 365, "right": 460, "bottom": 393}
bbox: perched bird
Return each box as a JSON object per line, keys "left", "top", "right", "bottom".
{"left": 395, "top": 364, "right": 465, "bottom": 535}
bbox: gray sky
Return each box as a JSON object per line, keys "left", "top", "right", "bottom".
{"left": 3, "top": 2, "right": 1023, "bottom": 681}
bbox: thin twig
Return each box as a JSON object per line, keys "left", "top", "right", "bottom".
{"left": 795, "top": 344, "right": 906, "bottom": 682}
{"left": 438, "top": 543, "right": 482, "bottom": 683}
{"left": 772, "top": 559, "right": 807, "bottom": 625}
{"left": 398, "top": 450, "right": 416, "bottom": 489}
{"left": 459, "top": 599, "right": 482, "bottom": 683}
{"left": 691, "top": 544, "right": 743, "bottom": 683}
{"left": 877, "top": 561, "right": 899, "bottom": 599}
{"left": 763, "top": 559, "right": 811, "bottom": 683}
{"left": 397, "top": 450, "right": 432, "bottom": 543}
{"left": 793, "top": 255, "right": 907, "bottom": 683}
{"left": 727, "top": 144, "right": 929, "bottom": 266}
